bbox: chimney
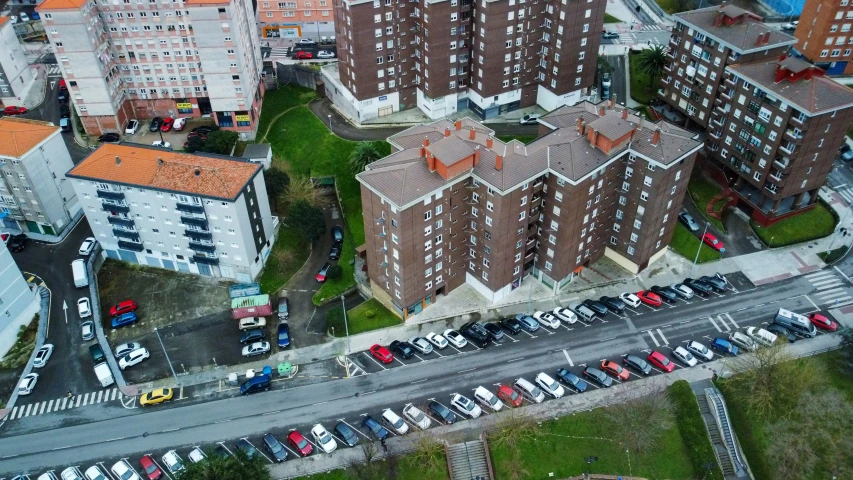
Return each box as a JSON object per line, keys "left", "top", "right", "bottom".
{"left": 454, "top": 120, "right": 462, "bottom": 131}
{"left": 590, "top": 129, "right": 599, "bottom": 149}
{"left": 755, "top": 31, "right": 770, "bottom": 47}
{"left": 445, "top": 127, "right": 451, "bottom": 137}
{"left": 115, "top": 156, "right": 121, "bottom": 166}
{"left": 469, "top": 128, "right": 476, "bottom": 140}
{"left": 423, "top": 136, "right": 430, "bottom": 148}
{"left": 581, "top": 120, "right": 587, "bottom": 135}
{"left": 486, "top": 136, "right": 493, "bottom": 149}
{"left": 622, "top": 109, "right": 628, "bottom": 120}
{"left": 652, "top": 128, "right": 661, "bottom": 146}
{"left": 599, "top": 107, "right": 605, "bottom": 117}
{"left": 775, "top": 64, "right": 787, "bottom": 83}
{"left": 474, "top": 145, "right": 481, "bottom": 166}
{"left": 609, "top": 97, "right": 615, "bottom": 109}
{"left": 713, "top": 11, "right": 724, "bottom": 27}
{"left": 495, "top": 154, "right": 503, "bottom": 171}
{"left": 427, "top": 154, "right": 436, "bottom": 171}
{"left": 764, "top": 31, "right": 771, "bottom": 44}
{"left": 577, "top": 115, "right": 584, "bottom": 134}
{"left": 157, "top": 157, "right": 163, "bottom": 166}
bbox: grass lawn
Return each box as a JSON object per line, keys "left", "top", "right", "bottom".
{"left": 258, "top": 223, "right": 310, "bottom": 294}
{"left": 670, "top": 223, "right": 721, "bottom": 263}
{"left": 604, "top": 13, "right": 622, "bottom": 23}
{"left": 750, "top": 200, "right": 837, "bottom": 247}
{"left": 339, "top": 298, "right": 402, "bottom": 336}
{"left": 496, "top": 134, "right": 538, "bottom": 144}
{"left": 655, "top": 0, "right": 689, "bottom": 14}
{"left": 819, "top": 245, "right": 848, "bottom": 263}
{"left": 687, "top": 176, "right": 727, "bottom": 232}
{"left": 299, "top": 449, "right": 448, "bottom": 480}
{"left": 629, "top": 52, "right": 656, "bottom": 105}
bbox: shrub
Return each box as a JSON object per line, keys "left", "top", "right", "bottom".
{"left": 364, "top": 310, "right": 375, "bottom": 319}
{"left": 668, "top": 380, "right": 725, "bottom": 480}
{"left": 326, "top": 264, "right": 342, "bottom": 280}
{"left": 325, "top": 306, "right": 345, "bottom": 335}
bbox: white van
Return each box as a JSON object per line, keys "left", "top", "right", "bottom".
{"left": 514, "top": 377, "right": 545, "bottom": 403}
{"left": 72, "top": 259, "right": 88, "bottom": 288}
{"left": 746, "top": 327, "right": 778, "bottom": 347}
{"left": 774, "top": 308, "right": 817, "bottom": 338}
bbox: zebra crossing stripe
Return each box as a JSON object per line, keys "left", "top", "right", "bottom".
{"left": 38, "top": 402, "right": 47, "bottom": 415}
{"left": 723, "top": 313, "right": 739, "bottom": 329}
{"left": 75, "top": 395, "right": 82, "bottom": 408}
{"left": 23, "top": 404, "right": 33, "bottom": 417}
{"left": 806, "top": 271, "right": 835, "bottom": 280}
{"left": 96, "top": 390, "right": 104, "bottom": 403}
{"left": 709, "top": 316, "right": 722, "bottom": 332}
{"left": 46, "top": 399, "right": 54, "bottom": 413}
{"left": 111, "top": 388, "right": 119, "bottom": 400}
{"left": 817, "top": 287, "right": 846, "bottom": 296}
{"left": 60, "top": 397, "right": 68, "bottom": 410}
{"left": 8, "top": 406, "right": 18, "bottom": 419}
{"left": 822, "top": 292, "right": 852, "bottom": 301}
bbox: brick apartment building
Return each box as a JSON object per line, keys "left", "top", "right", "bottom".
{"left": 258, "top": 0, "right": 335, "bottom": 41}
{"left": 660, "top": 4, "right": 795, "bottom": 130}
{"left": 793, "top": 0, "right": 853, "bottom": 75}
{"left": 357, "top": 104, "right": 701, "bottom": 318}
{"left": 323, "top": 0, "right": 605, "bottom": 123}
{"left": 36, "top": 0, "right": 264, "bottom": 139}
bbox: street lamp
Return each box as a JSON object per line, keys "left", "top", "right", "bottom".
{"left": 327, "top": 114, "right": 333, "bottom": 134}
{"left": 691, "top": 222, "right": 709, "bottom": 273}
{"left": 583, "top": 456, "right": 598, "bottom": 480}
{"left": 340, "top": 294, "right": 351, "bottom": 354}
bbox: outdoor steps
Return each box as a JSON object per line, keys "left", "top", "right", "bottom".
{"left": 706, "top": 188, "right": 734, "bottom": 220}
{"left": 695, "top": 392, "right": 737, "bottom": 477}
{"left": 446, "top": 440, "right": 492, "bottom": 480}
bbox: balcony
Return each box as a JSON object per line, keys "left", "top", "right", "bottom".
{"left": 778, "top": 144, "right": 794, "bottom": 155}
{"left": 193, "top": 254, "right": 219, "bottom": 265}
{"left": 118, "top": 240, "right": 144, "bottom": 252}
{"left": 96, "top": 189, "right": 125, "bottom": 201}
{"left": 784, "top": 130, "right": 803, "bottom": 143}
{"left": 176, "top": 201, "right": 205, "bottom": 214}
{"left": 101, "top": 200, "right": 130, "bottom": 214}
{"left": 107, "top": 216, "right": 135, "bottom": 228}
{"left": 185, "top": 227, "right": 212, "bottom": 240}
{"left": 180, "top": 215, "right": 208, "bottom": 228}
{"left": 189, "top": 240, "right": 216, "bottom": 253}
{"left": 709, "top": 130, "right": 722, "bottom": 139}
{"left": 112, "top": 228, "right": 140, "bottom": 241}
{"left": 663, "top": 63, "right": 672, "bottom": 72}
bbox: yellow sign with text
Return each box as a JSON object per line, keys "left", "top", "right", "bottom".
{"left": 176, "top": 103, "right": 193, "bottom": 109}
{"left": 235, "top": 115, "right": 251, "bottom": 122}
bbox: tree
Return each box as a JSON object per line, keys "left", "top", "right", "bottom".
{"left": 179, "top": 450, "right": 271, "bottom": 480}
{"left": 606, "top": 385, "right": 674, "bottom": 454}
{"left": 264, "top": 167, "right": 290, "bottom": 211}
{"left": 349, "top": 141, "right": 384, "bottom": 174}
{"left": 489, "top": 409, "right": 540, "bottom": 480}
{"left": 635, "top": 45, "right": 668, "bottom": 86}
{"left": 409, "top": 434, "right": 446, "bottom": 477}
{"left": 326, "top": 264, "right": 343, "bottom": 280}
{"left": 184, "top": 135, "right": 205, "bottom": 153}
{"left": 201, "top": 130, "right": 239, "bottom": 155}
{"left": 280, "top": 176, "right": 318, "bottom": 207}
{"left": 289, "top": 200, "right": 325, "bottom": 243}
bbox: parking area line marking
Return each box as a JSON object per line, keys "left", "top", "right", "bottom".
{"left": 519, "top": 330, "right": 535, "bottom": 338}
{"left": 646, "top": 330, "right": 660, "bottom": 347}
{"left": 723, "top": 313, "right": 739, "bottom": 329}
{"left": 708, "top": 316, "right": 722, "bottom": 332}
{"left": 805, "top": 295, "right": 820, "bottom": 311}
{"left": 562, "top": 349, "right": 574, "bottom": 366}
{"left": 656, "top": 328, "right": 668, "bottom": 345}
{"left": 446, "top": 344, "right": 462, "bottom": 354}
{"left": 362, "top": 352, "right": 387, "bottom": 370}
{"left": 245, "top": 438, "right": 273, "bottom": 463}
{"left": 340, "top": 419, "right": 372, "bottom": 440}
{"left": 82, "top": 393, "right": 90, "bottom": 406}
{"left": 392, "top": 357, "right": 406, "bottom": 367}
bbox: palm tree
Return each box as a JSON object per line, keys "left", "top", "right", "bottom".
{"left": 349, "top": 141, "right": 384, "bottom": 174}
{"left": 635, "top": 45, "right": 668, "bottom": 88}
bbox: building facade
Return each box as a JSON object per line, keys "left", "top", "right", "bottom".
{"left": 660, "top": 5, "right": 795, "bottom": 130}
{"left": 258, "top": 0, "right": 335, "bottom": 41}
{"left": 0, "top": 118, "right": 81, "bottom": 236}
{"left": 0, "top": 16, "right": 36, "bottom": 104}
{"left": 67, "top": 143, "right": 276, "bottom": 281}
{"left": 704, "top": 56, "right": 853, "bottom": 225}
{"left": 0, "top": 241, "right": 40, "bottom": 360}
{"left": 357, "top": 104, "right": 701, "bottom": 318}
{"left": 36, "top": 0, "right": 264, "bottom": 139}
{"left": 793, "top": 0, "right": 853, "bottom": 75}
{"left": 323, "top": 0, "right": 604, "bottom": 123}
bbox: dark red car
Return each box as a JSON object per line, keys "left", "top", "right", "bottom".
{"left": 600, "top": 360, "right": 630, "bottom": 381}
{"left": 295, "top": 51, "right": 313, "bottom": 59}
{"left": 160, "top": 117, "right": 174, "bottom": 132}
{"left": 648, "top": 351, "right": 675, "bottom": 372}
{"left": 495, "top": 384, "right": 523, "bottom": 407}
{"left": 702, "top": 233, "right": 725, "bottom": 253}
{"left": 59, "top": 79, "right": 68, "bottom": 91}
{"left": 808, "top": 313, "right": 838, "bottom": 331}
{"left": 4, "top": 106, "right": 27, "bottom": 115}
{"left": 287, "top": 430, "right": 314, "bottom": 457}
{"left": 369, "top": 344, "right": 394, "bottom": 363}
{"left": 139, "top": 454, "right": 162, "bottom": 480}
{"left": 110, "top": 299, "right": 138, "bottom": 316}
{"left": 636, "top": 290, "right": 662, "bottom": 307}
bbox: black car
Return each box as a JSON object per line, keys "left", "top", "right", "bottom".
{"left": 7, "top": 233, "right": 27, "bottom": 252}
{"left": 678, "top": 212, "right": 700, "bottom": 232}
{"left": 262, "top": 433, "right": 288, "bottom": 462}
{"left": 582, "top": 299, "right": 609, "bottom": 316}
{"left": 650, "top": 285, "right": 678, "bottom": 303}
{"left": 149, "top": 117, "right": 164, "bottom": 131}
{"left": 389, "top": 340, "right": 414, "bottom": 359}
{"left": 766, "top": 323, "right": 797, "bottom": 343}
{"left": 622, "top": 354, "right": 652, "bottom": 375}
{"left": 214, "top": 444, "right": 230, "bottom": 458}
{"left": 98, "top": 132, "right": 120, "bottom": 143}
{"left": 500, "top": 317, "right": 522, "bottom": 335}
{"left": 684, "top": 278, "right": 713, "bottom": 296}
{"left": 329, "top": 243, "right": 341, "bottom": 260}
{"left": 240, "top": 328, "right": 265, "bottom": 344}
{"left": 582, "top": 367, "right": 613, "bottom": 387}
{"left": 235, "top": 439, "right": 258, "bottom": 459}
{"left": 59, "top": 104, "right": 70, "bottom": 119}
{"left": 602, "top": 31, "right": 619, "bottom": 39}
{"left": 556, "top": 368, "right": 588, "bottom": 393}
{"left": 192, "top": 125, "right": 215, "bottom": 134}
{"left": 334, "top": 422, "right": 359, "bottom": 447}
{"left": 332, "top": 225, "right": 344, "bottom": 244}
{"left": 57, "top": 90, "right": 68, "bottom": 103}
{"left": 598, "top": 296, "right": 625, "bottom": 313}
{"left": 428, "top": 401, "right": 457, "bottom": 424}
{"left": 361, "top": 415, "right": 388, "bottom": 440}
{"left": 460, "top": 321, "right": 490, "bottom": 347}
{"left": 277, "top": 323, "right": 290, "bottom": 348}
{"left": 700, "top": 274, "right": 727, "bottom": 292}
{"left": 483, "top": 322, "right": 504, "bottom": 341}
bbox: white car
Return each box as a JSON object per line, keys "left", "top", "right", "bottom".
{"left": 782, "top": 20, "right": 798, "bottom": 31}
{"left": 317, "top": 50, "right": 335, "bottom": 59}
{"left": 118, "top": 347, "right": 150, "bottom": 370}
{"left": 111, "top": 460, "right": 141, "bottom": 480}
{"left": 125, "top": 119, "right": 139, "bottom": 135}
{"left": 402, "top": 404, "right": 431, "bottom": 430}
{"left": 450, "top": 393, "right": 482, "bottom": 418}
{"left": 729, "top": 331, "right": 757, "bottom": 352}
{"left": 151, "top": 140, "right": 171, "bottom": 149}
{"left": 114, "top": 342, "right": 142, "bottom": 358}
{"left": 443, "top": 329, "right": 467, "bottom": 348}
{"left": 242, "top": 341, "right": 270, "bottom": 357}
{"left": 670, "top": 283, "right": 694, "bottom": 300}
{"left": 408, "top": 336, "right": 433, "bottom": 354}
{"left": 533, "top": 311, "right": 560, "bottom": 329}
{"left": 298, "top": 38, "right": 316, "bottom": 44}
{"left": 311, "top": 423, "right": 338, "bottom": 453}
{"left": 11, "top": 16, "right": 18, "bottom": 24}
{"left": 60, "top": 467, "right": 83, "bottom": 480}
{"left": 552, "top": 307, "right": 577, "bottom": 325}
{"left": 78, "top": 237, "right": 97, "bottom": 256}
{"left": 535, "top": 372, "right": 565, "bottom": 398}
{"left": 381, "top": 409, "right": 409, "bottom": 435}
{"left": 77, "top": 297, "right": 91, "bottom": 318}
{"left": 519, "top": 114, "right": 541, "bottom": 125}
{"left": 425, "top": 332, "right": 448, "bottom": 349}
{"left": 84, "top": 465, "right": 109, "bottom": 480}
{"left": 187, "top": 447, "right": 207, "bottom": 463}
{"left": 238, "top": 317, "right": 267, "bottom": 330}
{"left": 33, "top": 344, "right": 54, "bottom": 368}
{"left": 619, "top": 292, "right": 642, "bottom": 308}
{"left": 672, "top": 346, "right": 698, "bottom": 367}
{"left": 161, "top": 451, "right": 184, "bottom": 474}
{"left": 473, "top": 386, "right": 504, "bottom": 411}
{"left": 20, "top": 12, "right": 30, "bottom": 22}
{"left": 81, "top": 321, "right": 95, "bottom": 341}
{"left": 18, "top": 373, "right": 39, "bottom": 395}
{"left": 686, "top": 340, "right": 714, "bottom": 361}
{"left": 172, "top": 117, "right": 187, "bottom": 130}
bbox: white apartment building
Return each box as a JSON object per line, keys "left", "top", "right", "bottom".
{"left": 67, "top": 143, "right": 276, "bottom": 281}
{"left": 0, "top": 118, "right": 81, "bottom": 237}
{"left": 36, "top": 0, "right": 264, "bottom": 139}
{"left": 0, "top": 242, "right": 40, "bottom": 359}
{"left": 0, "top": 16, "right": 36, "bottom": 104}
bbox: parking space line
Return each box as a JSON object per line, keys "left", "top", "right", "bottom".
{"left": 280, "top": 442, "right": 300, "bottom": 458}
{"left": 150, "top": 458, "right": 174, "bottom": 480}
{"left": 562, "top": 349, "right": 574, "bottom": 366}
{"left": 362, "top": 352, "right": 388, "bottom": 370}
{"left": 445, "top": 344, "right": 462, "bottom": 354}
{"left": 244, "top": 438, "right": 273, "bottom": 463}
{"left": 708, "top": 316, "right": 722, "bottom": 332}
{"left": 723, "top": 313, "right": 739, "bottom": 329}
{"left": 411, "top": 353, "right": 426, "bottom": 362}
{"left": 218, "top": 442, "right": 234, "bottom": 456}
{"left": 519, "top": 330, "right": 535, "bottom": 338}
{"left": 111, "top": 389, "right": 119, "bottom": 401}
{"left": 431, "top": 349, "right": 444, "bottom": 357}
{"left": 392, "top": 357, "right": 406, "bottom": 367}
{"left": 126, "top": 461, "right": 144, "bottom": 479}
{"left": 339, "top": 419, "right": 372, "bottom": 440}
{"left": 656, "top": 328, "right": 668, "bottom": 345}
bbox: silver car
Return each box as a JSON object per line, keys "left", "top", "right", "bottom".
{"left": 403, "top": 404, "right": 431, "bottom": 430}
{"left": 670, "top": 283, "right": 694, "bottom": 300}
{"left": 114, "top": 342, "right": 141, "bottom": 358}
{"left": 81, "top": 321, "right": 95, "bottom": 341}
{"left": 33, "top": 344, "right": 54, "bottom": 368}
{"left": 408, "top": 336, "right": 433, "bottom": 354}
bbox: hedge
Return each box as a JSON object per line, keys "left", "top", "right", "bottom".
{"left": 667, "top": 381, "right": 725, "bottom": 480}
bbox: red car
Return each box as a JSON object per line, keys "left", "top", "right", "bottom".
{"left": 316, "top": 263, "right": 330, "bottom": 282}
{"left": 110, "top": 300, "right": 138, "bottom": 316}
{"left": 4, "top": 106, "right": 27, "bottom": 115}
{"left": 295, "top": 51, "right": 313, "bottom": 59}
{"left": 648, "top": 351, "right": 675, "bottom": 372}
{"left": 369, "top": 344, "right": 394, "bottom": 363}
{"left": 808, "top": 313, "right": 838, "bottom": 331}
{"left": 636, "top": 290, "right": 662, "bottom": 307}
{"left": 59, "top": 79, "right": 68, "bottom": 91}
{"left": 287, "top": 430, "right": 314, "bottom": 457}
{"left": 496, "top": 384, "right": 523, "bottom": 407}
{"left": 702, "top": 233, "right": 725, "bottom": 253}
{"left": 139, "top": 454, "right": 162, "bottom": 480}
{"left": 160, "top": 117, "right": 174, "bottom": 132}
{"left": 600, "top": 360, "right": 630, "bottom": 381}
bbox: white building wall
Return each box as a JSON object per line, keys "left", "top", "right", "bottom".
{"left": 416, "top": 90, "right": 458, "bottom": 120}
{"left": 535, "top": 84, "right": 583, "bottom": 112}
{"left": 321, "top": 65, "right": 400, "bottom": 123}
{"left": 467, "top": 86, "right": 522, "bottom": 110}
{"left": 0, "top": 243, "right": 39, "bottom": 360}
{"left": 0, "top": 19, "right": 35, "bottom": 100}
{"left": 20, "top": 132, "right": 79, "bottom": 233}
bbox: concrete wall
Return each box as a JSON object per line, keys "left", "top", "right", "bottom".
{"left": 0, "top": 243, "right": 39, "bottom": 359}
{"left": 0, "top": 18, "right": 35, "bottom": 100}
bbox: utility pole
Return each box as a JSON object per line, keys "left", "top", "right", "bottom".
{"left": 692, "top": 222, "right": 709, "bottom": 273}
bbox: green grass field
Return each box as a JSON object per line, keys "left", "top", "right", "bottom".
{"left": 670, "top": 223, "right": 721, "bottom": 263}
{"left": 338, "top": 298, "right": 402, "bottom": 336}
{"left": 604, "top": 13, "right": 622, "bottom": 23}
{"left": 258, "top": 223, "right": 311, "bottom": 293}
{"left": 751, "top": 201, "right": 837, "bottom": 247}
{"left": 687, "top": 176, "right": 727, "bottom": 232}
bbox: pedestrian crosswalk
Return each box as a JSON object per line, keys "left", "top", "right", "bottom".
{"left": 835, "top": 186, "right": 853, "bottom": 206}
{"left": 805, "top": 270, "right": 853, "bottom": 307}
{"left": 707, "top": 313, "right": 739, "bottom": 333}
{"left": 46, "top": 65, "right": 62, "bottom": 77}
{"left": 3, "top": 388, "right": 122, "bottom": 421}
{"left": 267, "top": 47, "right": 290, "bottom": 58}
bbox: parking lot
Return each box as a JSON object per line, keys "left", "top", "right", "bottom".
{"left": 120, "top": 117, "right": 217, "bottom": 151}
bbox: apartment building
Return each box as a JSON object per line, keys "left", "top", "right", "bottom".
{"left": 0, "top": 118, "right": 81, "bottom": 237}
{"left": 0, "top": 16, "right": 36, "bottom": 104}
{"left": 67, "top": 143, "right": 276, "bottom": 281}
{"left": 357, "top": 104, "right": 701, "bottom": 318}
{"left": 704, "top": 55, "right": 853, "bottom": 225}
{"left": 258, "top": 0, "right": 335, "bottom": 40}
{"left": 660, "top": 4, "right": 795, "bottom": 130}
{"left": 323, "top": 0, "right": 604, "bottom": 123}
{"left": 793, "top": 0, "right": 853, "bottom": 75}
{"left": 0, "top": 242, "right": 39, "bottom": 359}
{"left": 36, "top": 0, "right": 264, "bottom": 139}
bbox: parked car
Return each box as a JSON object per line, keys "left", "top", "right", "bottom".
{"left": 295, "top": 51, "right": 313, "bottom": 59}
{"left": 187, "top": 448, "right": 207, "bottom": 463}
{"left": 6, "top": 233, "right": 27, "bottom": 252}
{"left": 782, "top": 20, "right": 798, "bottom": 30}
{"left": 114, "top": 342, "right": 142, "bottom": 358}
{"left": 317, "top": 50, "right": 335, "bottom": 59}
{"left": 161, "top": 451, "right": 184, "bottom": 474}
{"left": 33, "top": 344, "right": 54, "bottom": 368}
{"left": 369, "top": 344, "right": 394, "bottom": 363}
{"left": 84, "top": 466, "right": 109, "bottom": 480}
{"left": 402, "top": 404, "right": 432, "bottom": 430}
{"left": 58, "top": 90, "right": 68, "bottom": 103}
{"left": 686, "top": 341, "right": 714, "bottom": 361}
{"left": 361, "top": 415, "right": 389, "bottom": 439}
{"left": 500, "top": 316, "right": 523, "bottom": 334}
{"left": 240, "top": 328, "right": 265, "bottom": 344}
{"left": 672, "top": 346, "right": 698, "bottom": 367}
{"left": 17, "top": 373, "right": 38, "bottom": 395}
{"left": 79, "top": 237, "right": 97, "bottom": 255}
{"left": 111, "top": 460, "right": 141, "bottom": 480}
{"left": 582, "top": 299, "right": 609, "bottom": 316}
{"left": 110, "top": 299, "right": 138, "bottom": 316}
{"left": 119, "top": 348, "right": 150, "bottom": 370}
{"left": 670, "top": 283, "right": 694, "bottom": 299}
{"left": 408, "top": 336, "right": 433, "bottom": 354}
{"left": 278, "top": 296, "right": 290, "bottom": 320}
{"left": 151, "top": 141, "right": 171, "bottom": 149}
{"left": 684, "top": 278, "right": 713, "bottom": 296}
{"left": 191, "top": 125, "right": 214, "bottom": 134}
{"left": 20, "top": 12, "right": 30, "bottom": 22}
{"left": 473, "top": 386, "right": 504, "bottom": 411}
{"left": 332, "top": 225, "right": 344, "bottom": 243}
{"left": 619, "top": 292, "right": 642, "bottom": 308}
{"left": 647, "top": 351, "right": 675, "bottom": 372}
{"left": 261, "top": 434, "right": 288, "bottom": 462}
{"left": 81, "top": 321, "right": 95, "bottom": 341}
{"left": 582, "top": 367, "right": 612, "bottom": 387}
{"left": 425, "top": 332, "right": 449, "bottom": 349}
{"left": 287, "top": 430, "right": 314, "bottom": 456}
{"left": 311, "top": 424, "right": 338, "bottom": 453}
{"left": 451, "top": 394, "right": 483, "bottom": 417}
{"left": 514, "top": 314, "right": 540, "bottom": 332}
{"left": 702, "top": 233, "right": 725, "bottom": 253}
{"left": 519, "top": 114, "right": 541, "bottom": 125}
{"left": 650, "top": 285, "right": 678, "bottom": 303}
{"left": 460, "top": 321, "right": 491, "bottom": 347}
{"left": 315, "top": 263, "right": 331, "bottom": 282}
{"left": 482, "top": 322, "right": 505, "bottom": 341}
{"left": 238, "top": 316, "right": 266, "bottom": 330}
{"left": 766, "top": 323, "right": 797, "bottom": 343}
{"left": 140, "top": 388, "right": 173, "bottom": 406}
{"left": 701, "top": 273, "right": 728, "bottom": 292}
{"left": 622, "top": 354, "right": 652, "bottom": 375}
{"left": 98, "top": 133, "right": 121, "bottom": 143}
{"left": 59, "top": 104, "right": 70, "bottom": 119}
{"left": 808, "top": 313, "right": 838, "bottom": 331}
{"left": 678, "top": 211, "right": 700, "bottom": 232}
{"left": 710, "top": 337, "right": 739, "bottom": 355}
{"left": 600, "top": 360, "right": 630, "bottom": 381}
{"left": 298, "top": 38, "right": 317, "bottom": 44}
{"left": 389, "top": 340, "right": 414, "bottom": 359}
{"left": 277, "top": 323, "right": 291, "bottom": 348}
{"left": 329, "top": 243, "right": 341, "bottom": 260}
{"left": 111, "top": 312, "right": 139, "bottom": 328}
{"left": 77, "top": 297, "right": 92, "bottom": 318}
{"left": 160, "top": 117, "right": 174, "bottom": 132}
{"left": 496, "top": 384, "right": 524, "bottom": 407}
{"left": 428, "top": 401, "right": 457, "bottom": 424}
{"left": 4, "top": 106, "right": 27, "bottom": 115}
{"left": 334, "top": 422, "right": 360, "bottom": 447}
{"left": 242, "top": 341, "right": 270, "bottom": 357}
{"left": 443, "top": 329, "right": 467, "bottom": 348}
{"left": 31, "top": 12, "right": 41, "bottom": 21}
{"left": 61, "top": 467, "right": 83, "bottom": 480}
{"left": 602, "top": 31, "right": 619, "bottom": 39}
{"left": 139, "top": 454, "right": 162, "bottom": 480}
{"left": 125, "top": 120, "right": 140, "bottom": 135}
{"left": 636, "top": 290, "right": 662, "bottom": 307}
{"left": 552, "top": 307, "right": 578, "bottom": 324}
{"left": 598, "top": 296, "right": 626, "bottom": 313}
{"left": 729, "top": 331, "right": 757, "bottom": 352}
{"left": 556, "top": 368, "right": 588, "bottom": 393}
{"left": 172, "top": 117, "right": 187, "bottom": 131}
{"left": 535, "top": 372, "right": 565, "bottom": 398}
{"left": 89, "top": 343, "right": 106, "bottom": 363}
{"left": 240, "top": 374, "right": 270, "bottom": 395}
{"left": 149, "top": 117, "right": 163, "bottom": 131}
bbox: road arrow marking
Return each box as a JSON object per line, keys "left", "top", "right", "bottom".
{"left": 63, "top": 300, "right": 68, "bottom": 324}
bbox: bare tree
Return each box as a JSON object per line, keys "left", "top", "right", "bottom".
{"left": 350, "top": 442, "right": 381, "bottom": 480}
{"left": 409, "top": 434, "right": 445, "bottom": 476}
{"left": 271, "top": 248, "right": 295, "bottom": 274}
{"left": 605, "top": 385, "right": 674, "bottom": 454}
{"left": 489, "top": 409, "right": 542, "bottom": 451}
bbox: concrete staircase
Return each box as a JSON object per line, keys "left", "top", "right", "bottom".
{"left": 696, "top": 393, "right": 736, "bottom": 477}
{"left": 446, "top": 439, "right": 492, "bottom": 480}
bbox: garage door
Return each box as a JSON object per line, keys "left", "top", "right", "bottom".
{"left": 176, "top": 262, "right": 190, "bottom": 273}
{"left": 146, "top": 256, "right": 160, "bottom": 267}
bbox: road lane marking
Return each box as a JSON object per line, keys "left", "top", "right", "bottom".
{"left": 708, "top": 316, "right": 722, "bottom": 332}
{"left": 716, "top": 315, "right": 731, "bottom": 331}
{"left": 410, "top": 379, "right": 427, "bottom": 384}
{"left": 646, "top": 330, "right": 660, "bottom": 347}
{"left": 723, "top": 313, "right": 738, "bottom": 329}
{"left": 458, "top": 368, "right": 476, "bottom": 374}
{"left": 46, "top": 399, "right": 54, "bottom": 413}
{"left": 23, "top": 404, "right": 32, "bottom": 417}
{"left": 562, "top": 349, "right": 574, "bottom": 366}
{"left": 656, "top": 328, "right": 668, "bottom": 345}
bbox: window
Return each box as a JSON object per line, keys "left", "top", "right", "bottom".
{"left": 424, "top": 210, "right": 432, "bottom": 220}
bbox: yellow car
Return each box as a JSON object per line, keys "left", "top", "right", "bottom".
{"left": 139, "top": 388, "right": 173, "bottom": 406}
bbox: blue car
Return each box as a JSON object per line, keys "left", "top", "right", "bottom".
{"left": 361, "top": 415, "right": 388, "bottom": 440}
{"left": 31, "top": 12, "right": 40, "bottom": 20}
{"left": 556, "top": 368, "right": 588, "bottom": 393}
{"left": 111, "top": 311, "right": 138, "bottom": 328}
{"left": 277, "top": 322, "right": 291, "bottom": 348}
{"left": 711, "top": 337, "right": 739, "bottom": 355}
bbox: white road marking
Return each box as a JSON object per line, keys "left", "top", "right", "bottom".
{"left": 716, "top": 314, "right": 731, "bottom": 331}
{"left": 708, "top": 316, "right": 722, "bottom": 332}
{"left": 46, "top": 399, "right": 54, "bottom": 413}
{"left": 723, "top": 313, "right": 739, "bottom": 329}
{"left": 23, "top": 404, "right": 32, "bottom": 417}
{"left": 656, "top": 328, "right": 668, "bottom": 345}
{"left": 646, "top": 330, "right": 660, "bottom": 347}
{"left": 562, "top": 349, "right": 574, "bottom": 366}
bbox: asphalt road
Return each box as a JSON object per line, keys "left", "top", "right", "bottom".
{"left": 0, "top": 272, "right": 843, "bottom": 475}
{"left": 604, "top": 55, "right": 627, "bottom": 107}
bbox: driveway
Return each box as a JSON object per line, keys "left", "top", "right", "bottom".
{"left": 681, "top": 194, "right": 764, "bottom": 257}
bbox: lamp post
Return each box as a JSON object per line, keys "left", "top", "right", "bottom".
{"left": 327, "top": 114, "right": 333, "bottom": 134}
{"left": 583, "top": 456, "right": 598, "bottom": 480}
{"left": 691, "top": 222, "right": 709, "bottom": 273}
{"left": 824, "top": 205, "right": 852, "bottom": 259}
{"left": 340, "top": 294, "right": 351, "bottom": 355}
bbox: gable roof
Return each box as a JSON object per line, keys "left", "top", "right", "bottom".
{"left": 36, "top": 0, "right": 89, "bottom": 11}
{"left": 0, "top": 118, "right": 59, "bottom": 158}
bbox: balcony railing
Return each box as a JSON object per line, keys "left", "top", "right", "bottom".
{"left": 176, "top": 202, "right": 205, "bottom": 214}
{"left": 112, "top": 228, "right": 140, "bottom": 241}
{"left": 107, "top": 216, "right": 135, "bottom": 228}
{"left": 96, "top": 189, "right": 125, "bottom": 200}
{"left": 193, "top": 254, "right": 219, "bottom": 265}
{"left": 185, "top": 228, "right": 212, "bottom": 240}
{"left": 118, "top": 240, "right": 144, "bottom": 252}
{"left": 189, "top": 240, "right": 216, "bottom": 253}
{"left": 181, "top": 215, "right": 208, "bottom": 228}
{"left": 102, "top": 200, "right": 130, "bottom": 214}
